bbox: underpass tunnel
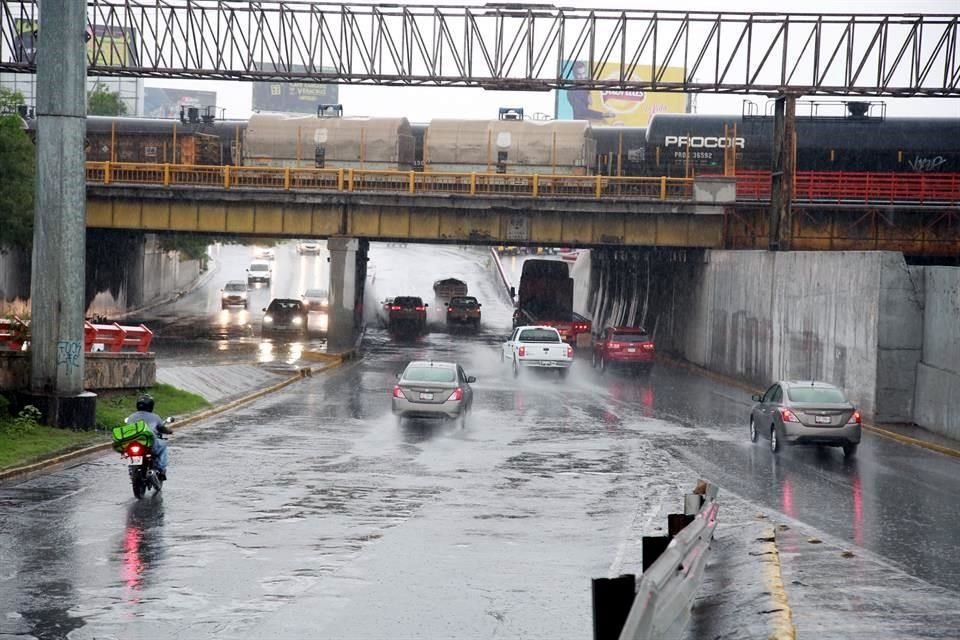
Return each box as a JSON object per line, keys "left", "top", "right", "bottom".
{"left": 585, "top": 247, "right": 703, "bottom": 352}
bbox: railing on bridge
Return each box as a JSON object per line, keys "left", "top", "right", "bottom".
{"left": 87, "top": 162, "right": 960, "bottom": 206}
{"left": 734, "top": 170, "right": 960, "bottom": 205}
{"left": 86, "top": 162, "right": 695, "bottom": 202}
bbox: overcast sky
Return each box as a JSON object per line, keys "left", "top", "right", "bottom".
{"left": 144, "top": 0, "right": 960, "bottom": 121}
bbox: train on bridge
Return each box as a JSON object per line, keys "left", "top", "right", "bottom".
{"left": 33, "top": 102, "right": 959, "bottom": 180}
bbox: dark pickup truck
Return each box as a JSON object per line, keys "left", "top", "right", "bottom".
{"left": 446, "top": 296, "right": 481, "bottom": 330}
{"left": 386, "top": 296, "right": 428, "bottom": 335}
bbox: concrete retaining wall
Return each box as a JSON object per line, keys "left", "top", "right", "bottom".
{"left": 913, "top": 267, "right": 960, "bottom": 439}
{"left": 676, "top": 251, "right": 913, "bottom": 418}
{"left": 88, "top": 234, "right": 201, "bottom": 316}
{"left": 0, "top": 352, "right": 156, "bottom": 391}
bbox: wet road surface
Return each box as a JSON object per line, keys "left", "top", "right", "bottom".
{"left": 131, "top": 241, "right": 331, "bottom": 370}
{"left": 1, "top": 243, "right": 957, "bottom": 638}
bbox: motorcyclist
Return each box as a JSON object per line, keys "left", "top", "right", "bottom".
{"left": 125, "top": 394, "right": 173, "bottom": 481}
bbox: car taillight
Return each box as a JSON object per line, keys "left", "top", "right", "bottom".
{"left": 609, "top": 341, "right": 622, "bottom": 350}
{"left": 642, "top": 342, "right": 655, "bottom": 351}
{"left": 390, "top": 305, "right": 401, "bottom": 310}
{"left": 450, "top": 388, "right": 464, "bottom": 401}
{"left": 518, "top": 346, "right": 526, "bottom": 357}
{"left": 566, "top": 345, "right": 574, "bottom": 358}
{"left": 392, "top": 385, "right": 406, "bottom": 399}
{"left": 415, "top": 306, "right": 426, "bottom": 311}
{"left": 847, "top": 410, "right": 862, "bottom": 425}
{"left": 779, "top": 408, "right": 800, "bottom": 423}
{"left": 125, "top": 442, "right": 144, "bottom": 456}
{"left": 448, "top": 306, "right": 454, "bottom": 312}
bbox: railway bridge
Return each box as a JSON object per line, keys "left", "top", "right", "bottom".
{"left": 85, "top": 163, "right": 959, "bottom": 254}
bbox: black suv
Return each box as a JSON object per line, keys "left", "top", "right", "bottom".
{"left": 262, "top": 298, "right": 307, "bottom": 337}
{"left": 386, "top": 296, "right": 428, "bottom": 335}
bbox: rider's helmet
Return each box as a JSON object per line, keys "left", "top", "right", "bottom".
{"left": 136, "top": 393, "right": 155, "bottom": 413}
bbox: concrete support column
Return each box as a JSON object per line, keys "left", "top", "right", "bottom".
{"left": 26, "top": 0, "right": 97, "bottom": 427}
{"left": 327, "top": 237, "right": 368, "bottom": 351}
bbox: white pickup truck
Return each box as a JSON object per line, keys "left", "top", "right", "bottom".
{"left": 502, "top": 325, "right": 574, "bottom": 378}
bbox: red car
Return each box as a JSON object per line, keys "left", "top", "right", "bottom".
{"left": 592, "top": 327, "right": 655, "bottom": 374}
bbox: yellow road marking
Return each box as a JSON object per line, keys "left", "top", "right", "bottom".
{"left": 759, "top": 525, "right": 798, "bottom": 640}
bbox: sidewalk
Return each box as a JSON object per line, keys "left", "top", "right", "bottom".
{"left": 685, "top": 492, "right": 960, "bottom": 640}
{"left": 156, "top": 363, "right": 289, "bottom": 404}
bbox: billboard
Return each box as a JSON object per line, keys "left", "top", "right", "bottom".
{"left": 555, "top": 62, "right": 688, "bottom": 126}
{"left": 12, "top": 19, "right": 138, "bottom": 67}
{"left": 252, "top": 65, "right": 338, "bottom": 114}
{"left": 145, "top": 87, "right": 217, "bottom": 118}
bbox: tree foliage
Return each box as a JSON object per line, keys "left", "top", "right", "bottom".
{"left": 88, "top": 85, "right": 127, "bottom": 116}
{"left": 0, "top": 89, "right": 35, "bottom": 250}
{"left": 0, "top": 87, "right": 25, "bottom": 114}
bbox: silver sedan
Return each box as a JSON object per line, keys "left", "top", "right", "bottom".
{"left": 391, "top": 361, "right": 475, "bottom": 427}
{"left": 749, "top": 380, "right": 862, "bottom": 457}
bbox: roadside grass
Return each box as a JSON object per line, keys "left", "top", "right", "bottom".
{"left": 0, "top": 424, "right": 102, "bottom": 470}
{"left": 0, "top": 384, "right": 209, "bottom": 471}
{"left": 94, "top": 383, "right": 210, "bottom": 430}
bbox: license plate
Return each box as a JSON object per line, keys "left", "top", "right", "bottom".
{"left": 419, "top": 392, "right": 434, "bottom": 400}
{"left": 815, "top": 415, "right": 831, "bottom": 424}
{"left": 541, "top": 360, "right": 553, "bottom": 366}
{"left": 627, "top": 348, "right": 637, "bottom": 353}
{"left": 127, "top": 456, "right": 143, "bottom": 465}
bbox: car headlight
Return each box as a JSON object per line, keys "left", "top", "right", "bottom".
{"left": 263, "top": 315, "right": 273, "bottom": 323}
{"left": 292, "top": 316, "right": 303, "bottom": 326}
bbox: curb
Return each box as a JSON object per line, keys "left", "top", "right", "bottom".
{"left": 859, "top": 422, "right": 960, "bottom": 459}
{"left": 758, "top": 525, "right": 797, "bottom": 640}
{"left": 657, "top": 354, "right": 960, "bottom": 459}
{"left": 0, "top": 355, "right": 348, "bottom": 483}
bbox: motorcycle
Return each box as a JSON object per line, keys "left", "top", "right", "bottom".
{"left": 112, "top": 417, "right": 175, "bottom": 499}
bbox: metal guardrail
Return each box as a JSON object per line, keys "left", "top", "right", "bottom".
{"left": 85, "top": 162, "right": 695, "bottom": 202}
{"left": 592, "top": 481, "right": 720, "bottom": 640}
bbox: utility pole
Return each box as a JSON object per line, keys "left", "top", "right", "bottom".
{"left": 769, "top": 94, "right": 797, "bottom": 251}
{"left": 26, "top": 0, "right": 97, "bottom": 427}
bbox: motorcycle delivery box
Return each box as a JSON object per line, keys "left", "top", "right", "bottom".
{"left": 111, "top": 420, "right": 155, "bottom": 453}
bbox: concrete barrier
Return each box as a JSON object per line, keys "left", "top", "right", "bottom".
{"left": 0, "top": 351, "right": 156, "bottom": 391}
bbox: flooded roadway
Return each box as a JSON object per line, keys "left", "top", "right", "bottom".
{"left": 1, "top": 243, "right": 957, "bottom": 639}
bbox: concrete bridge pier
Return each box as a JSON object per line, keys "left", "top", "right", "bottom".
{"left": 24, "top": 0, "right": 97, "bottom": 427}
{"left": 327, "top": 237, "right": 368, "bottom": 352}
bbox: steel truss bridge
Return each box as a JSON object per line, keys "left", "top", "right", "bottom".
{"left": 2, "top": 2, "right": 959, "bottom": 96}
